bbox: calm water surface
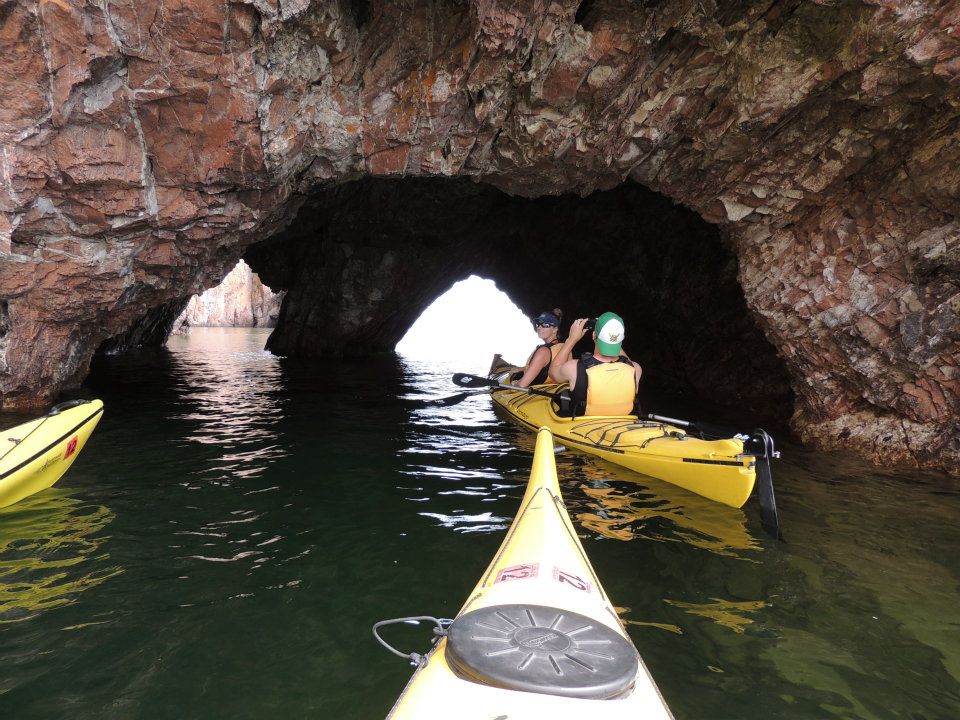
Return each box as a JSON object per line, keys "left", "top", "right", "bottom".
{"left": 1, "top": 328, "right": 958, "bottom": 719}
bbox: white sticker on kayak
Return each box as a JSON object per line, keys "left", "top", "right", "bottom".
{"left": 495, "top": 563, "right": 539, "bottom": 583}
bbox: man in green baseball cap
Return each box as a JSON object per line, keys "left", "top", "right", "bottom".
{"left": 549, "top": 312, "right": 642, "bottom": 416}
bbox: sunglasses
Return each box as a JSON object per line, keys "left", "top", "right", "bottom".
{"left": 534, "top": 321, "right": 557, "bottom": 328}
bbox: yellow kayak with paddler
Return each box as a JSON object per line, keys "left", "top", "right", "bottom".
{"left": 0, "top": 399, "right": 104, "bottom": 510}
{"left": 484, "top": 356, "right": 771, "bottom": 509}
{"left": 375, "top": 427, "right": 674, "bottom": 720}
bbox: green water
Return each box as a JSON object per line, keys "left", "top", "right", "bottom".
{"left": 1, "top": 328, "right": 958, "bottom": 719}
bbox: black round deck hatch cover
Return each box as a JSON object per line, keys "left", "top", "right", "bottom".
{"left": 445, "top": 603, "right": 638, "bottom": 699}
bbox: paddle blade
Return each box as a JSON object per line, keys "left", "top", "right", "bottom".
{"left": 401, "top": 390, "right": 488, "bottom": 409}
{"left": 421, "top": 391, "right": 482, "bottom": 407}
{"left": 452, "top": 373, "right": 497, "bottom": 388}
{"left": 758, "top": 457, "right": 783, "bottom": 541}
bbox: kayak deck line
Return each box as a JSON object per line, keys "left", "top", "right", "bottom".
{"left": 682, "top": 457, "right": 749, "bottom": 467}
{"left": 500, "top": 399, "right": 753, "bottom": 471}
{"left": 378, "top": 428, "right": 675, "bottom": 719}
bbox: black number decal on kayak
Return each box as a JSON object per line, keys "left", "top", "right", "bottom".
{"left": 495, "top": 563, "right": 539, "bottom": 583}
{"left": 554, "top": 568, "right": 592, "bottom": 593}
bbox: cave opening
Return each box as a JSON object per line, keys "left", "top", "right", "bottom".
{"left": 242, "top": 177, "right": 794, "bottom": 425}
{"left": 170, "top": 260, "right": 284, "bottom": 334}
{"left": 395, "top": 275, "right": 539, "bottom": 367}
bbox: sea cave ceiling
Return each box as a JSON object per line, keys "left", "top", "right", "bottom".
{"left": 0, "top": 0, "right": 957, "bottom": 472}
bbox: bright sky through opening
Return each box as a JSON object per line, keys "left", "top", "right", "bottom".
{"left": 395, "top": 276, "right": 540, "bottom": 370}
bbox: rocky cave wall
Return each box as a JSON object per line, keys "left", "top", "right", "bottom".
{"left": 0, "top": 0, "right": 957, "bottom": 472}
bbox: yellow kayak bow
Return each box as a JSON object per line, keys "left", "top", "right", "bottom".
{"left": 0, "top": 399, "right": 104, "bottom": 510}
{"left": 378, "top": 427, "right": 674, "bottom": 720}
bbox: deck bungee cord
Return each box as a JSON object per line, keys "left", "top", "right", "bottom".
{"left": 373, "top": 617, "right": 453, "bottom": 668}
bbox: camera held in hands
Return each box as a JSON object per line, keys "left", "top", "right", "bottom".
{"left": 583, "top": 318, "right": 597, "bottom": 332}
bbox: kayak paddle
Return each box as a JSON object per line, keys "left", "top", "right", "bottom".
{"left": 401, "top": 373, "right": 523, "bottom": 409}
{"left": 403, "top": 389, "right": 490, "bottom": 408}
{"left": 451, "top": 373, "right": 570, "bottom": 402}
{"left": 450, "top": 373, "right": 496, "bottom": 388}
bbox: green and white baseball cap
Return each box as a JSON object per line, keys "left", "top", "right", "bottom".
{"left": 595, "top": 311, "right": 625, "bottom": 355}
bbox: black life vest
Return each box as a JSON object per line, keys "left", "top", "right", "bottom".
{"left": 512, "top": 341, "right": 562, "bottom": 385}
{"left": 528, "top": 341, "right": 562, "bottom": 385}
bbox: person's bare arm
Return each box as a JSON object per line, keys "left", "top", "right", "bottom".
{"left": 514, "top": 346, "right": 551, "bottom": 387}
{"left": 551, "top": 318, "right": 589, "bottom": 387}
{"left": 553, "top": 358, "right": 577, "bottom": 387}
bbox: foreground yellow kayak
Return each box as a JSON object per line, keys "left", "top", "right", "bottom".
{"left": 0, "top": 399, "right": 103, "bottom": 510}
{"left": 378, "top": 428, "right": 674, "bottom": 719}
{"left": 485, "top": 360, "right": 757, "bottom": 508}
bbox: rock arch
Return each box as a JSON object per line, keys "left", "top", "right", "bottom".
{"left": 0, "top": 0, "right": 957, "bottom": 471}
{"left": 244, "top": 177, "right": 792, "bottom": 421}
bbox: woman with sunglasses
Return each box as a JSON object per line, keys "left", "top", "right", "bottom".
{"left": 511, "top": 309, "right": 565, "bottom": 387}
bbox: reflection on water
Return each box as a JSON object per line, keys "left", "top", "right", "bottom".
{"left": 162, "top": 330, "right": 296, "bottom": 579}
{"left": 663, "top": 597, "right": 766, "bottom": 634}
{"left": 0, "top": 490, "right": 118, "bottom": 624}
{"left": 573, "top": 457, "right": 760, "bottom": 556}
{"left": 167, "top": 328, "right": 288, "bottom": 485}
{"left": 753, "top": 452, "right": 960, "bottom": 719}
{"left": 0, "top": 332, "right": 955, "bottom": 720}
{"left": 400, "top": 357, "right": 521, "bottom": 535}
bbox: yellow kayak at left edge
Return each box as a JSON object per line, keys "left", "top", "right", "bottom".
{"left": 379, "top": 427, "right": 674, "bottom": 720}
{"left": 0, "top": 399, "right": 104, "bottom": 510}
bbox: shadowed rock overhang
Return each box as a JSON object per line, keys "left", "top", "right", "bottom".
{"left": 243, "top": 177, "right": 794, "bottom": 423}
{"left": 0, "top": 0, "right": 957, "bottom": 473}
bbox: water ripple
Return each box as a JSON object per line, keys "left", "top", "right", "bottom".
{"left": 0, "top": 331, "right": 955, "bottom": 720}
